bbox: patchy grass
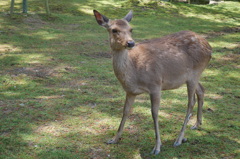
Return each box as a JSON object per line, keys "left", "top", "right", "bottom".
{"left": 0, "top": 0, "right": 240, "bottom": 158}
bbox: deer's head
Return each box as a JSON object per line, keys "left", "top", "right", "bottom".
{"left": 94, "top": 10, "right": 135, "bottom": 51}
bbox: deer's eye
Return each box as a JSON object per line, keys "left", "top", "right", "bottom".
{"left": 130, "top": 29, "right": 133, "bottom": 33}
{"left": 112, "top": 29, "right": 118, "bottom": 33}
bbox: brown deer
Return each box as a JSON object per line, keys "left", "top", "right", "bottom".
{"left": 93, "top": 10, "right": 212, "bottom": 155}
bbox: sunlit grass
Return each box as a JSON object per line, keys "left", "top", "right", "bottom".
{"left": 0, "top": 44, "right": 21, "bottom": 53}
{"left": 211, "top": 34, "right": 240, "bottom": 48}
{"left": 31, "top": 31, "right": 61, "bottom": 40}
{"left": 75, "top": 0, "right": 123, "bottom": 15}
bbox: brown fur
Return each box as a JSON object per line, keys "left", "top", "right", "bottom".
{"left": 93, "top": 10, "right": 212, "bottom": 155}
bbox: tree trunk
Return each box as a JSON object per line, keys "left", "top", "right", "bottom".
{"left": 10, "top": 0, "right": 15, "bottom": 15}
{"left": 45, "top": 0, "right": 51, "bottom": 16}
{"left": 22, "top": 0, "right": 27, "bottom": 13}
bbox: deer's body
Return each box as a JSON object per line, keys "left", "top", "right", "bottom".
{"left": 94, "top": 10, "right": 212, "bottom": 155}
{"left": 113, "top": 31, "right": 211, "bottom": 94}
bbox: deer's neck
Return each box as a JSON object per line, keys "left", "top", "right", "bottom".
{"left": 112, "top": 49, "right": 134, "bottom": 87}
{"left": 112, "top": 49, "right": 130, "bottom": 70}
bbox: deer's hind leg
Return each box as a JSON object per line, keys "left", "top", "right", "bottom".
{"left": 191, "top": 83, "right": 204, "bottom": 130}
{"left": 174, "top": 80, "right": 197, "bottom": 147}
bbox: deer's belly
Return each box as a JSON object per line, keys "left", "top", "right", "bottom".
{"left": 121, "top": 82, "right": 147, "bottom": 95}
{"left": 161, "top": 74, "right": 188, "bottom": 90}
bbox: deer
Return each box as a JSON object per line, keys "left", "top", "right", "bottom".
{"left": 93, "top": 10, "right": 212, "bottom": 155}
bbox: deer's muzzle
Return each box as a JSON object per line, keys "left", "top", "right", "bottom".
{"left": 127, "top": 41, "right": 135, "bottom": 48}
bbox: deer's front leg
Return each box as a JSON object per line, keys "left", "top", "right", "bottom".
{"left": 150, "top": 91, "right": 162, "bottom": 155}
{"left": 107, "top": 93, "right": 136, "bottom": 144}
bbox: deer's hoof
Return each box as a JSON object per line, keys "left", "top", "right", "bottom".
{"left": 191, "top": 122, "right": 202, "bottom": 130}
{"left": 191, "top": 125, "right": 198, "bottom": 130}
{"left": 173, "top": 141, "right": 181, "bottom": 147}
{"left": 106, "top": 139, "right": 118, "bottom": 144}
{"left": 173, "top": 138, "right": 187, "bottom": 147}
{"left": 151, "top": 149, "right": 160, "bottom": 155}
{"left": 150, "top": 144, "right": 161, "bottom": 155}
{"left": 182, "top": 138, "right": 187, "bottom": 143}
{"left": 191, "top": 124, "right": 201, "bottom": 130}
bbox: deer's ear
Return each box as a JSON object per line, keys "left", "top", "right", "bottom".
{"left": 93, "top": 10, "right": 109, "bottom": 28}
{"left": 124, "top": 10, "right": 133, "bottom": 22}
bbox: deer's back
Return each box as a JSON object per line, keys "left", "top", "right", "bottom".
{"left": 131, "top": 31, "right": 211, "bottom": 69}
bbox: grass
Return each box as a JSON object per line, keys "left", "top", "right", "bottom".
{"left": 0, "top": 0, "right": 240, "bottom": 158}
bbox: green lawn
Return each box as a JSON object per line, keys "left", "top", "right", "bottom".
{"left": 0, "top": 0, "right": 239, "bottom": 158}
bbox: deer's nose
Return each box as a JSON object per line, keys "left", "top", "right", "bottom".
{"left": 127, "top": 41, "right": 135, "bottom": 48}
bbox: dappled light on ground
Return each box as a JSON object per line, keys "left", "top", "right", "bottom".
{"left": 0, "top": 44, "right": 21, "bottom": 53}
